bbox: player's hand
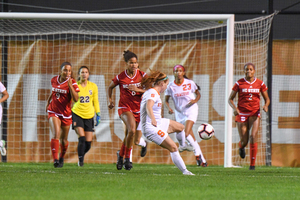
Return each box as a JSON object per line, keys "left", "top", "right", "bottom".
{"left": 108, "top": 101, "right": 114, "bottom": 109}
{"left": 263, "top": 105, "right": 268, "bottom": 112}
{"left": 233, "top": 109, "right": 239, "bottom": 116}
{"left": 95, "top": 112, "right": 101, "bottom": 126}
{"left": 168, "top": 108, "right": 174, "bottom": 114}
{"left": 151, "top": 119, "right": 157, "bottom": 127}
{"left": 128, "top": 84, "right": 137, "bottom": 91}
{"left": 67, "top": 77, "right": 73, "bottom": 87}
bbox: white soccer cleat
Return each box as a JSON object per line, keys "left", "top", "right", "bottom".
{"left": 0, "top": 140, "right": 7, "bottom": 156}
{"left": 183, "top": 170, "right": 195, "bottom": 176}
{"left": 178, "top": 145, "right": 194, "bottom": 152}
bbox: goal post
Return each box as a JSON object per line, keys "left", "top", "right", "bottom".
{"left": 0, "top": 12, "right": 273, "bottom": 167}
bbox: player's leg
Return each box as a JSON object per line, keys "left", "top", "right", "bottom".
{"left": 167, "top": 119, "right": 192, "bottom": 152}
{"left": 236, "top": 121, "right": 249, "bottom": 159}
{"left": 49, "top": 116, "right": 62, "bottom": 167}
{"left": 116, "top": 123, "right": 127, "bottom": 170}
{"left": 248, "top": 116, "right": 260, "bottom": 170}
{"left": 59, "top": 124, "right": 71, "bottom": 168}
{"left": 120, "top": 112, "right": 137, "bottom": 170}
{"left": 135, "top": 122, "right": 147, "bottom": 157}
{"left": 185, "top": 120, "right": 207, "bottom": 167}
{"left": 160, "top": 136, "right": 194, "bottom": 175}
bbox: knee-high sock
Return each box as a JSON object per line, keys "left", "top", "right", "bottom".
{"left": 170, "top": 151, "right": 187, "bottom": 173}
{"left": 84, "top": 141, "right": 91, "bottom": 154}
{"left": 51, "top": 139, "right": 59, "bottom": 161}
{"left": 250, "top": 143, "right": 257, "bottom": 166}
{"left": 78, "top": 136, "right": 86, "bottom": 162}
{"left": 60, "top": 141, "right": 69, "bottom": 158}
{"left": 137, "top": 137, "right": 146, "bottom": 147}
{"left": 186, "top": 135, "right": 206, "bottom": 163}
{"left": 124, "top": 146, "right": 132, "bottom": 159}
{"left": 119, "top": 142, "right": 125, "bottom": 157}
{"left": 176, "top": 130, "right": 186, "bottom": 147}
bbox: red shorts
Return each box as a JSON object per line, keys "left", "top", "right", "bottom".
{"left": 118, "top": 107, "right": 140, "bottom": 123}
{"left": 48, "top": 112, "right": 72, "bottom": 126}
{"left": 235, "top": 110, "right": 260, "bottom": 123}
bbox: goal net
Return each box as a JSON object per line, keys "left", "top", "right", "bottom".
{"left": 0, "top": 13, "right": 274, "bottom": 167}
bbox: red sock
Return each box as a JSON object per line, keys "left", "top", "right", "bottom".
{"left": 51, "top": 139, "right": 59, "bottom": 161}
{"left": 119, "top": 143, "right": 125, "bottom": 157}
{"left": 60, "top": 141, "right": 69, "bottom": 158}
{"left": 124, "top": 146, "right": 132, "bottom": 159}
{"left": 239, "top": 141, "right": 242, "bottom": 148}
{"left": 250, "top": 143, "right": 257, "bottom": 166}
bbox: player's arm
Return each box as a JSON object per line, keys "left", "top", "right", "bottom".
{"left": 164, "top": 95, "right": 174, "bottom": 114}
{"left": 0, "top": 90, "right": 9, "bottom": 103}
{"left": 228, "top": 90, "right": 239, "bottom": 116}
{"left": 128, "top": 84, "right": 145, "bottom": 93}
{"left": 188, "top": 89, "right": 201, "bottom": 107}
{"left": 67, "top": 78, "right": 79, "bottom": 102}
{"left": 45, "top": 93, "right": 52, "bottom": 112}
{"left": 107, "top": 81, "right": 117, "bottom": 109}
{"left": 261, "top": 90, "right": 270, "bottom": 112}
{"left": 146, "top": 99, "right": 157, "bottom": 127}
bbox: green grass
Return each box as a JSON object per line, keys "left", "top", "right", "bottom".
{"left": 0, "top": 163, "right": 299, "bottom": 200}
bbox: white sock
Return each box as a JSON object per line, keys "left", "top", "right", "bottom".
{"left": 186, "top": 135, "right": 206, "bottom": 163}
{"left": 0, "top": 140, "right": 2, "bottom": 148}
{"left": 137, "top": 137, "right": 146, "bottom": 147}
{"left": 170, "top": 151, "right": 187, "bottom": 173}
{"left": 176, "top": 130, "right": 186, "bottom": 147}
{"left": 130, "top": 147, "right": 133, "bottom": 162}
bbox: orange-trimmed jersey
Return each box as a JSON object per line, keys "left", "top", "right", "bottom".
{"left": 232, "top": 77, "right": 267, "bottom": 114}
{"left": 48, "top": 75, "right": 80, "bottom": 118}
{"left": 112, "top": 69, "right": 146, "bottom": 114}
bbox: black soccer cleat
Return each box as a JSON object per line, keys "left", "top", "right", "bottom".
{"left": 196, "top": 156, "right": 202, "bottom": 166}
{"left": 116, "top": 150, "right": 123, "bottom": 170}
{"left": 123, "top": 158, "right": 133, "bottom": 170}
{"left": 239, "top": 148, "right": 246, "bottom": 159}
{"left": 54, "top": 159, "right": 60, "bottom": 168}
{"left": 57, "top": 157, "right": 64, "bottom": 168}
{"left": 249, "top": 166, "right": 255, "bottom": 170}
{"left": 78, "top": 161, "right": 84, "bottom": 167}
{"left": 140, "top": 142, "right": 147, "bottom": 157}
{"left": 201, "top": 162, "right": 208, "bottom": 167}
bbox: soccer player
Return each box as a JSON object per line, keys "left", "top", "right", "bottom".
{"left": 46, "top": 62, "right": 80, "bottom": 168}
{"left": 107, "top": 50, "right": 147, "bottom": 170}
{"left": 165, "top": 64, "right": 208, "bottom": 167}
{"left": 0, "top": 81, "right": 9, "bottom": 157}
{"left": 140, "top": 70, "right": 194, "bottom": 175}
{"left": 72, "top": 66, "right": 101, "bottom": 167}
{"left": 228, "top": 63, "right": 270, "bottom": 170}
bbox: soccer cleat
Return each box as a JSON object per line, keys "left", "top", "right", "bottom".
{"left": 201, "top": 162, "right": 208, "bottom": 167}
{"left": 53, "top": 159, "right": 60, "bottom": 168}
{"left": 196, "top": 156, "right": 202, "bottom": 166}
{"left": 116, "top": 150, "right": 123, "bottom": 170}
{"left": 140, "top": 141, "right": 147, "bottom": 157}
{"left": 249, "top": 166, "right": 255, "bottom": 170}
{"left": 178, "top": 145, "right": 194, "bottom": 152}
{"left": 123, "top": 158, "right": 133, "bottom": 170}
{"left": 57, "top": 157, "right": 64, "bottom": 168}
{"left": 0, "top": 140, "right": 7, "bottom": 156}
{"left": 78, "top": 161, "right": 84, "bottom": 167}
{"left": 183, "top": 170, "right": 195, "bottom": 175}
{"left": 239, "top": 148, "right": 246, "bottom": 159}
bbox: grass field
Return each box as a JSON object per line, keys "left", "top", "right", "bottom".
{"left": 0, "top": 163, "right": 299, "bottom": 200}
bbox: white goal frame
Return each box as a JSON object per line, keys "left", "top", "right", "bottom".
{"left": 0, "top": 12, "right": 235, "bottom": 167}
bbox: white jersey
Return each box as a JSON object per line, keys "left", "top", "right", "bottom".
{"left": 140, "top": 88, "right": 163, "bottom": 127}
{"left": 165, "top": 78, "right": 199, "bottom": 123}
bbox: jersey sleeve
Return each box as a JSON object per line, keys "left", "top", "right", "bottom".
{"left": 0, "top": 82, "right": 6, "bottom": 93}
{"left": 260, "top": 81, "right": 268, "bottom": 92}
{"left": 72, "top": 79, "right": 80, "bottom": 92}
{"left": 232, "top": 82, "right": 239, "bottom": 91}
{"left": 190, "top": 80, "right": 198, "bottom": 93}
{"left": 112, "top": 75, "right": 119, "bottom": 86}
{"left": 92, "top": 83, "right": 101, "bottom": 113}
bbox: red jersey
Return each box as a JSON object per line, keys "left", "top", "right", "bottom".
{"left": 48, "top": 75, "right": 80, "bottom": 118}
{"left": 232, "top": 77, "right": 267, "bottom": 114}
{"left": 112, "top": 69, "right": 146, "bottom": 113}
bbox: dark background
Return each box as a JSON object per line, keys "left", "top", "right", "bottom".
{"left": 0, "top": 0, "right": 300, "bottom": 39}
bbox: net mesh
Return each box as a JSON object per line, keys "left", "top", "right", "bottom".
{"left": 0, "top": 14, "right": 274, "bottom": 166}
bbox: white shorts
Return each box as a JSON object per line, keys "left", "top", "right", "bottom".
{"left": 175, "top": 104, "right": 198, "bottom": 124}
{"left": 142, "top": 118, "right": 170, "bottom": 145}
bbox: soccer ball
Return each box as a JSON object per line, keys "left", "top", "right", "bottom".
{"left": 198, "top": 123, "right": 214, "bottom": 140}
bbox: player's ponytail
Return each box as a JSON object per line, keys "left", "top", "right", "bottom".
{"left": 142, "top": 69, "right": 168, "bottom": 90}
